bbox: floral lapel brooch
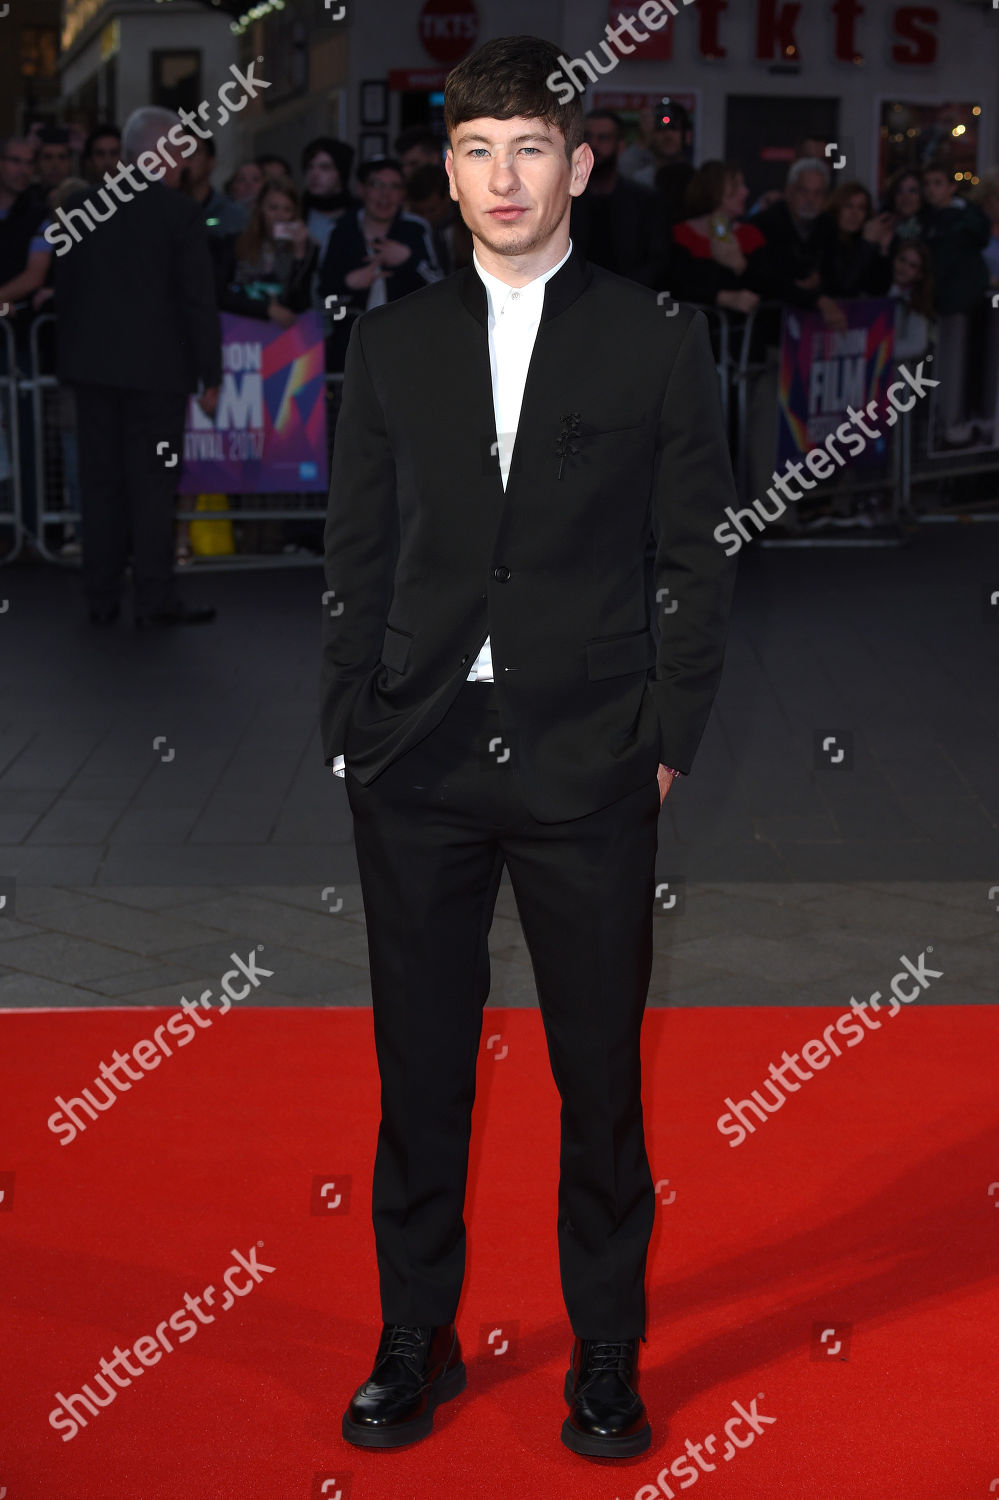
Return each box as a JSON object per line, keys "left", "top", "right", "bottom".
{"left": 555, "top": 411, "right": 583, "bottom": 481}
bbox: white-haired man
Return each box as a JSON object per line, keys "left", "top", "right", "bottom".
{"left": 754, "top": 157, "right": 846, "bottom": 331}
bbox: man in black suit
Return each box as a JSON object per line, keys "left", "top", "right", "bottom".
{"left": 52, "top": 107, "right": 221, "bottom": 626}
{"left": 321, "top": 34, "right": 738, "bottom": 1460}
{"left": 570, "top": 109, "right": 671, "bottom": 288}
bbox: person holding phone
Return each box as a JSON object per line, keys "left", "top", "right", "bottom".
{"left": 212, "top": 175, "right": 317, "bottom": 328}
{"left": 669, "top": 160, "right": 776, "bottom": 315}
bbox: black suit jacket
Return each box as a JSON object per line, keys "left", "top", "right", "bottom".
{"left": 320, "top": 248, "right": 738, "bottom": 823}
{"left": 52, "top": 182, "right": 222, "bottom": 394}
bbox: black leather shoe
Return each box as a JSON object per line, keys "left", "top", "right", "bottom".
{"left": 88, "top": 604, "right": 120, "bottom": 625}
{"left": 135, "top": 603, "right": 216, "bottom": 627}
{"left": 342, "top": 1323, "right": 465, "bottom": 1448}
{"left": 561, "top": 1337, "right": 652, "bottom": 1458}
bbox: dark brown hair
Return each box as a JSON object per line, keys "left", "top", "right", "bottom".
{"left": 829, "top": 179, "right": 872, "bottom": 233}
{"left": 683, "top": 160, "right": 742, "bottom": 219}
{"left": 893, "top": 237, "right": 934, "bottom": 319}
{"left": 444, "top": 35, "right": 585, "bottom": 161}
{"left": 883, "top": 166, "right": 922, "bottom": 215}
{"left": 235, "top": 174, "right": 302, "bottom": 263}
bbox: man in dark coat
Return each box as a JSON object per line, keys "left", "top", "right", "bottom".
{"left": 570, "top": 108, "right": 671, "bottom": 288}
{"left": 52, "top": 107, "right": 221, "bottom": 625}
{"left": 754, "top": 157, "right": 846, "bottom": 330}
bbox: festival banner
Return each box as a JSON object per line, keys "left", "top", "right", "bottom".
{"left": 777, "top": 299, "right": 895, "bottom": 471}
{"left": 178, "top": 310, "right": 328, "bottom": 494}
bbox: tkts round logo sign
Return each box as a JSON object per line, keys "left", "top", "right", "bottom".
{"left": 418, "top": 0, "right": 480, "bottom": 64}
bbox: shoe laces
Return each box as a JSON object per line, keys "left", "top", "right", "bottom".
{"left": 379, "top": 1324, "right": 432, "bottom": 1372}
{"left": 581, "top": 1340, "right": 633, "bottom": 1378}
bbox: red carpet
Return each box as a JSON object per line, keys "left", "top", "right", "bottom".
{"left": 1, "top": 1002, "right": 997, "bottom": 1499}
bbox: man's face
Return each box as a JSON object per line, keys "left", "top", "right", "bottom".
{"left": 38, "top": 143, "right": 71, "bottom": 189}
{"left": 362, "top": 168, "right": 406, "bottom": 219}
{"left": 0, "top": 141, "right": 36, "bottom": 196}
{"left": 305, "top": 151, "right": 341, "bottom": 197}
{"left": 923, "top": 171, "right": 954, "bottom": 209}
{"left": 584, "top": 118, "right": 621, "bottom": 170}
{"left": 446, "top": 116, "right": 592, "bottom": 260}
{"left": 87, "top": 134, "right": 121, "bottom": 179}
{"left": 651, "top": 126, "right": 684, "bottom": 162}
{"left": 788, "top": 168, "right": 828, "bottom": 221}
{"left": 231, "top": 161, "right": 263, "bottom": 202}
{"left": 400, "top": 144, "right": 440, "bottom": 179}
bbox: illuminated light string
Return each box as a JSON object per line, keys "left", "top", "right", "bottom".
{"left": 231, "top": 0, "right": 285, "bottom": 34}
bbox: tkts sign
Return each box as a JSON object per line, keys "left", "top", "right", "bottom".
{"left": 607, "top": 1, "right": 940, "bottom": 66}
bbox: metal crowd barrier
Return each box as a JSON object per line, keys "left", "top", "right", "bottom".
{"left": 25, "top": 313, "right": 67, "bottom": 563}
{"left": 0, "top": 315, "right": 24, "bottom": 564}
{"left": 21, "top": 314, "right": 343, "bottom": 569}
{"left": 11, "top": 296, "right": 999, "bottom": 567}
{"left": 900, "top": 289, "right": 999, "bottom": 524}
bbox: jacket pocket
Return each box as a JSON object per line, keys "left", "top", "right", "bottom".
{"left": 586, "top": 628, "right": 657, "bottom": 681}
{"left": 380, "top": 623, "right": 413, "bottom": 673}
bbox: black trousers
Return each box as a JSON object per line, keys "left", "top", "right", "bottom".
{"left": 345, "top": 679, "right": 660, "bottom": 1339}
{"left": 71, "top": 383, "right": 188, "bottom": 615}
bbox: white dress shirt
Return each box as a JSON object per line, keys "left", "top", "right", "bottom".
{"left": 465, "top": 237, "right": 574, "bottom": 681}
{"left": 332, "top": 239, "right": 573, "bottom": 775}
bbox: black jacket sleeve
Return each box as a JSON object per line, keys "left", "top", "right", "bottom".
{"left": 319, "top": 315, "right": 400, "bottom": 763}
{"left": 646, "top": 310, "right": 739, "bottom": 772}
{"left": 176, "top": 198, "right": 223, "bottom": 388}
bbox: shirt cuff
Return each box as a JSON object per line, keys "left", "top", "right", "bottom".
{"left": 331, "top": 754, "right": 345, "bottom": 778}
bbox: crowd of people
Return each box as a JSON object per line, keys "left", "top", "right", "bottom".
{"left": 1, "top": 106, "right": 997, "bottom": 567}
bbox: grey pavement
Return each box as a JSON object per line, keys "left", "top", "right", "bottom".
{"left": 1, "top": 529, "right": 998, "bottom": 1009}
